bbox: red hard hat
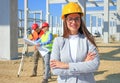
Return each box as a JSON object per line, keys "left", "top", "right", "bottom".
{"left": 42, "top": 22, "right": 49, "bottom": 28}
{"left": 32, "top": 23, "right": 39, "bottom": 30}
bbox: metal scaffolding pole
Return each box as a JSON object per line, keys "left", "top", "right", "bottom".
{"left": 46, "top": 0, "right": 52, "bottom": 32}
{"left": 90, "top": 15, "right": 92, "bottom": 34}
{"left": 116, "top": 0, "right": 120, "bottom": 41}
{"left": 78, "top": 0, "right": 86, "bottom": 22}
{"left": 103, "top": 0, "right": 110, "bottom": 43}
{"left": 24, "top": 0, "right": 28, "bottom": 38}
{"left": 17, "top": 0, "right": 28, "bottom": 77}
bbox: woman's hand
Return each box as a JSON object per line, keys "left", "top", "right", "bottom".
{"left": 50, "top": 60, "right": 69, "bottom": 69}
{"left": 84, "top": 52, "right": 96, "bottom": 61}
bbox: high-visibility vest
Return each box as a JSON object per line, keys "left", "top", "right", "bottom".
{"left": 41, "top": 31, "right": 53, "bottom": 52}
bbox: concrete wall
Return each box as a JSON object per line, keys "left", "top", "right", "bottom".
{"left": 0, "top": 0, "right": 18, "bottom": 60}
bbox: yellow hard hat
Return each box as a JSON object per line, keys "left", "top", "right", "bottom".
{"left": 61, "top": 2, "right": 84, "bottom": 20}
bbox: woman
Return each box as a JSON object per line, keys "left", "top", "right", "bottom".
{"left": 50, "top": 2, "right": 100, "bottom": 83}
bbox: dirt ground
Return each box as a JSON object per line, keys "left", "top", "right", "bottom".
{"left": 0, "top": 37, "right": 120, "bottom": 83}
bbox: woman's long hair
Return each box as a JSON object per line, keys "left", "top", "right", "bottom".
{"left": 62, "top": 14, "right": 97, "bottom": 48}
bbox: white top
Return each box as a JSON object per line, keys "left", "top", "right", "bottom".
{"left": 69, "top": 34, "right": 79, "bottom": 62}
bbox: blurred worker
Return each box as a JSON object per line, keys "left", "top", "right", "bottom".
{"left": 29, "top": 23, "right": 44, "bottom": 40}
{"left": 35, "top": 22, "right": 53, "bottom": 83}
{"left": 29, "top": 23, "right": 44, "bottom": 77}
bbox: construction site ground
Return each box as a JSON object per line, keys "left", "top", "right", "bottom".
{"left": 0, "top": 37, "right": 120, "bottom": 83}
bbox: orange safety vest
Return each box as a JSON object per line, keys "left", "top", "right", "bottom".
{"left": 29, "top": 30, "right": 44, "bottom": 40}
{"left": 28, "top": 30, "right": 44, "bottom": 50}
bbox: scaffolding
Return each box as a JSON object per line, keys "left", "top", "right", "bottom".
{"left": 18, "top": 9, "right": 43, "bottom": 38}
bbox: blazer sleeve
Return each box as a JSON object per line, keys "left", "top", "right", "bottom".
{"left": 68, "top": 41, "right": 100, "bottom": 75}
{"left": 51, "top": 38, "right": 100, "bottom": 76}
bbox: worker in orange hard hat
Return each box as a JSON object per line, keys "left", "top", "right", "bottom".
{"left": 50, "top": 2, "right": 100, "bottom": 83}
{"left": 29, "top": 23, "right": 44, "bottom": 77}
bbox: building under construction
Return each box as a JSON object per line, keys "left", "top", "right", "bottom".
{"left": 0, "top": 0, "right": 120, "bottom": 60}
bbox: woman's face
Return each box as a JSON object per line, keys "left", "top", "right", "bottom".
{"left": 66, "top": 13, "right": 81, "bottom": 34}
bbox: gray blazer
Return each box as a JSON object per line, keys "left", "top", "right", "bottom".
{"left": 50, "top": 34, "right": 100, "bottom": 83}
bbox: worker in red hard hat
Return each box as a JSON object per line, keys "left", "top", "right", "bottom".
{"left": 41, "top": 22, "right": 49, "bottom": 28}
{"left": 29, "top": 23, "right": 44, "bottom": 77}
{"left": 32, "top": 23, "right": 39, "bottom": 30}
{"left": 29, "top": 23, "right": 44, "bottom": 40}
{"left": 35, "top": 22, "right": 53, "bottom": 83}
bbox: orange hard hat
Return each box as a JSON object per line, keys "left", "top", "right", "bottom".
{"left": 32, "top": 23, "right": 39, "bottom": 30}
{"left": 42, "top": 22, "right": 49, "bottom": 28}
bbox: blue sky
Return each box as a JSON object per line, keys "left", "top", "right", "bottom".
{"left": 18, "top": 0, "right": 117, "bottom": 14}
{"left": 18, "top": 0, "right": 62, "bottom": 21}
{"left": 18, "top": 0, "right": 116, "bottom": 27}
